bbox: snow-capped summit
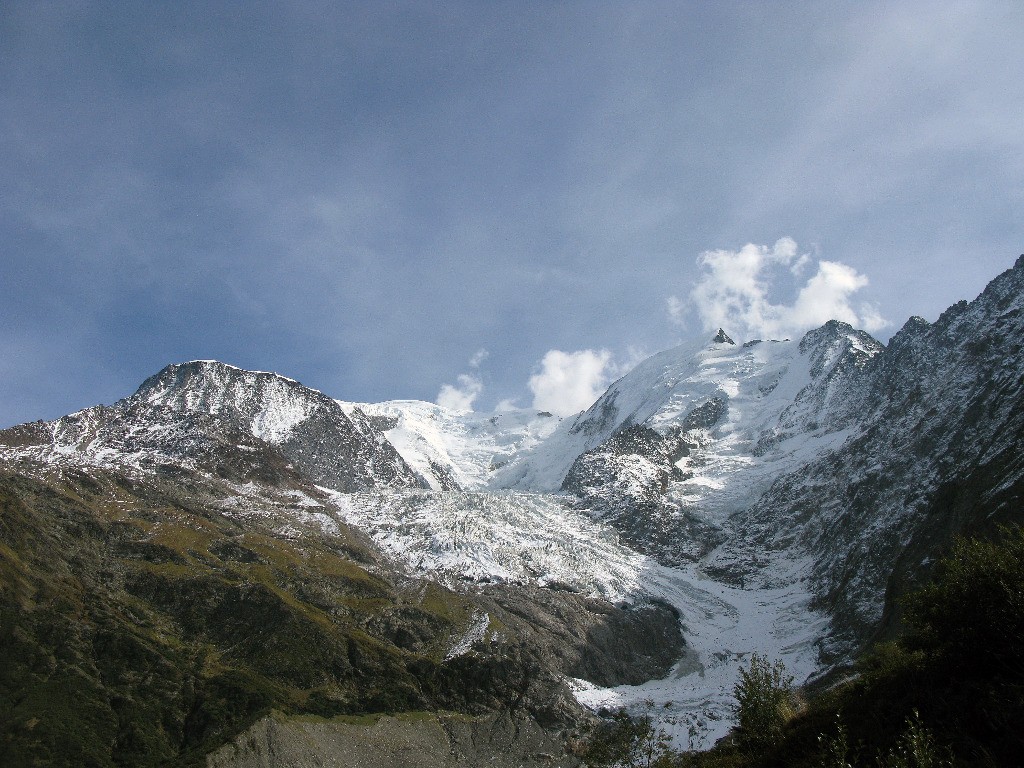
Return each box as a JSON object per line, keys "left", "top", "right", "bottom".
{"left": 5, "top": 359, "right": 424, "bottom": 492}
{"left": 135, "top": 360, "right": 321, "bottom": 442}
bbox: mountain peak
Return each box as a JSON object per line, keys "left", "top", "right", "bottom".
{"left": 137, "top": 360, "right": 303, "bottom": 397}
{"left": 712, "top": 328, "right": 735, "bottom": 345}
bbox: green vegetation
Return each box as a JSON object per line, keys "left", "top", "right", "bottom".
{"left": 580, "top": 525, "right": 1024, "bottom": 767}
{"left": 0, "top": 470, "right": 529, "bottom": 767}
{"left": 578, "top": 703, "right": 699, "bottom": 768}
{"left": 731, "top": 653, "right": 796, "bottom": 750}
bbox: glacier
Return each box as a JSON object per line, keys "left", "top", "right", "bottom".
{"left": 4, "top": 255, "right": 1023, "bottom": 751}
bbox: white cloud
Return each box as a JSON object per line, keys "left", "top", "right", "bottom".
{"left": 436, "top": 373, "right": 483, "bottom": 411}
{"left": 787, "top": 260, "right": 868, "bottom": 329}
{"left": 858, "top": 302, "right": 887, "bottom": 334}
{"left": 688, "top": 238, "right": 888, "bottom": 340}
{"left": 789, "top": 253, "right": 811, "bottom": 275}
{"left": 666, "top": 295, "right": 686, "bottom": 327}
{"left": 528, "top": 349, "right": 613, "bottom": 417}
{"left": 435, "top": 348, "right": 490, "bottom": 411}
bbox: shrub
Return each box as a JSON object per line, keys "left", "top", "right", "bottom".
{"left": 582, "top": 703, "right": 681, "bottom": 768}
{"left": 877, "top": 711, "right": 951, "bottom": 768}
{"left": 731, "top": 653, "right": 795, "bottom": 751}
{"left": 815, "top": 714, "right": 855, "bottom": 768}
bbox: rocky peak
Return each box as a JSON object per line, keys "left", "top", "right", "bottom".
{"left": 133, "top": 361, "right": 321, "bottom": 440}
{"left": 795, "top": 321, "right": 883, "bottom": 393}
{"left": 885, "top": 316, "right": 931, "bottom": 357}
{"left": 897, "top": 315, "right": 931, "bottom": 336}
{"left": 7, "top": 359, "right": 426, "bottom": 493}
{"left": 711, "top": 328, "right": 735, "bottom": 345}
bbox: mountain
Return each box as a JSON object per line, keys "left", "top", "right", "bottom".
{"left": 4, "top": 360, "right": 425, "bottom": 492}
{"left": 0, "top": 364, "right": 683, "bottom": 766}
{"left": 2, "top": 256, "right": 1023, "bottom": 765}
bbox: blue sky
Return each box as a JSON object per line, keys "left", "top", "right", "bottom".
{"left": 2, "top": 1, "right": 1023, "bottom": 425}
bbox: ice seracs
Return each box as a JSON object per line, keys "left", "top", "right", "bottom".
{"left": 335, "top": 399, "right": 563, "bottom": 491}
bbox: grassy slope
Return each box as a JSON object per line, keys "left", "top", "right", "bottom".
{"left": 0, "top": 468, "right": 503, "bottom": 767}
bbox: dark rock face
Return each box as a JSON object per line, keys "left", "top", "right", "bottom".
{"left": 561, "top": 414, "right": 727, "bottom": 564}
{"left": 712, "top": 328, "right": 735, "bottom": 345}
{"left": 136, "top": 361, "right": 425, "bottom": 492}
{"left": 678, "top": 396, "right": 728, "bottom": 432}
{"left": 278, "top": 404, "right": 422, "bottom": 492}
{"left": 739, "top": 258, "right": 1024, "bottom": 660}
{"left": 426, "top": 458, "right": 463, "bottom": 492}
{"left": 480, "top": 586, "right": 685, "bottom": 688}
{"left": 562, "top": 425, "right": 683, "bottom": 498}
{"left": 782, "top": 320, "right": 885, "bottom": 435}
{"left": 568, "top": 391, "right": 620, "bottom": 437}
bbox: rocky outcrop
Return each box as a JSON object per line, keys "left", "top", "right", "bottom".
{"left": 712, "top": 328, "right": 735, "bottom": 345}
{"left": 561, "top": 419, "right": 725, "bottom": 564}
{"left": 206, "top": 710, "right": 582, "bottom": 768}
{"left": 480, "top": 585, "right": 684, "bottom": 688}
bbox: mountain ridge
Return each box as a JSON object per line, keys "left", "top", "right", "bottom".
{"left": 2, "top": 254, "right": 1023, "bottom": 764}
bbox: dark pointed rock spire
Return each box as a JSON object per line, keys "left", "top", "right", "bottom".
{"left": 712, "top": 328, "right": 735, "bottom": 345}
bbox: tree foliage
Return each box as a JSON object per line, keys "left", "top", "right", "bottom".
{"left": 731, "top": 653, "right": 795, "bottom": 751}
{"left": 903, "top": 525, "right": 1024, "bottom": 679}
{"left": 582, "top": 705, "right": 681, "bottom": 768}
{"left": 876, "top": 711, "right": 951, "bottom": 768}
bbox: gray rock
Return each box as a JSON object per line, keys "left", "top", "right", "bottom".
{"left": 207, "top": 711, "right": 582, "bottom": 768}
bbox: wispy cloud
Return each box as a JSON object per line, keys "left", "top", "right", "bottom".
{"left": 468, "top": 348, "right": 489, "bottom": 368}
{"left": 686, "top": 238, "right": 887, "bottom": 341}
{"left": 666, "top": 295, "right": 686, "bottom": 327}
{"left": 436, "top": 373, "right": 483, "bottom": 411}
{"left": 436, "top": 348, "right": 490, "bottom": 411}
{"left": 528, "top": 349, "right": 614, "bottom": 417}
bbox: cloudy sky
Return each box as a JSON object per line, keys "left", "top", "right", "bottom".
{"left": 2, "top": 1, "right": 1023, "bottom": 424}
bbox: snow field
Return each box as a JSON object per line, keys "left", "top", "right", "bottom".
{"left": 325, "top": 489, "right": 647, "bottom": 602}
{"left": 324, "top": 485, "right": 825, "bottom": 751}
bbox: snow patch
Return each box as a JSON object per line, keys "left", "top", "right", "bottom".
{"left": 445, "top": 611, "right": 491, "bottom": 660}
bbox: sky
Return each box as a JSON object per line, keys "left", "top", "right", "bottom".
{"left": 2, "top": 1, "right": 1023, "bottom": 425}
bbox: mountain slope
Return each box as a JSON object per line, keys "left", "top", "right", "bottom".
{"left": 2, "top": 256, "right": 1023, "bottom": 763}
{"left": 736, "top": 255, "right": 1024, "bottom": 659}
{"left": 0, "top": 365, "right": 686, "bottom": 765}
{"left": 541, "top": 256, "right": 1024, "bottom": 671}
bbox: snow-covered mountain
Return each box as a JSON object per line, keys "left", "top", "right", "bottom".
{"left": 3, "top": 359, "right": 423, "bottom": 492}
{"left": 335, "top": 398, "right": 564, "bottom": 491}
{"left": 3, "top": 255, "right": 1023, "bottom": 753}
